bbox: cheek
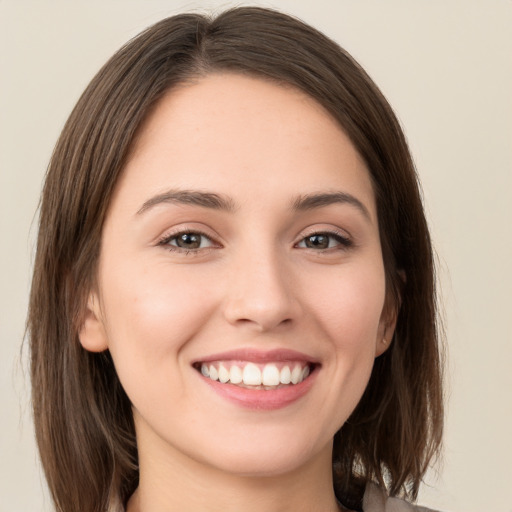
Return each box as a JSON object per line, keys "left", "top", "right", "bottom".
{"left": 293, "top": 260, "right": 387, "bottom": 434}
{"left": 307, "top": 262, "right": 386, "bottom": 348}
{"left": 99, "top": 259, "right": 216, "bottom": 376}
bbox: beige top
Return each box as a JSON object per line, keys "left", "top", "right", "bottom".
{"left": 362, "top": 484, "right": 440, "bottom": 512}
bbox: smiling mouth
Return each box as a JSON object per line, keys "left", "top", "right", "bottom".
{"left": 194, "top": 361, "right": 315, "bottom": 390}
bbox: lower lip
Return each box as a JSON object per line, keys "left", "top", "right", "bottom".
{"left": 199, "top": 369, "right": 317, "bottom": 411}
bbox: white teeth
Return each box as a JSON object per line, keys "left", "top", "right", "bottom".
{"left": 243, "top": 363, "right": 262, "bottom": 385}
{"left": 262, "top": 364, "right": 280, "bottom": 386}
{"left": 229, "top": 365, "right": 243, "bottom": 384}
{"left": 209, "top": 365, "right": 218, "bottom": 381}
{"left": 280, "top": 365, "right": 291, "bottom": 384}
{"left": 199, "top": 361, "right": 312, "bottom": 387}
{"left": 290, "top": 364, "right": 302, "bottom": 384}
{"left": 218, "top": 364, "right": 230, "bottom": 383}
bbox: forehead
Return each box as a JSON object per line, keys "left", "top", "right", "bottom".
{"left": 114, "top": 73, "right": 376, "bottom": 221}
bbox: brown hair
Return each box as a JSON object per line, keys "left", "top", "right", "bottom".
{"left": 28, "top": 7, "right": 443, "bottom": 512}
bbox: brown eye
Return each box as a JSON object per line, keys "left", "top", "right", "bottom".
{"left": 297, "top": 232, "right": 352, "bottom": 250}
{"left": 175, "top": 233, "right": 202, "bottom": 249}
{"left": 304, "top": 234, "right": 329, "bottom": 249}
{"left": 161, "top": 231, "right": 215, "bottom": 251}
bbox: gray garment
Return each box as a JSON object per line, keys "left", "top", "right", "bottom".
{"left": 362, "top": 484, "right": 440, "bottom": 512}
{"left": 114, "top": 483, "right": 441, "bottom": 511}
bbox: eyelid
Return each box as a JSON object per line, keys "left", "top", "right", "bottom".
{"left": 294, "top": 226, "right": 354, "bottom": 250}
{"left": 156, "top": 225, "right": 222, "bottom": 252}
{"left": 155, "top": 224, "right": 353, "bottom": 253}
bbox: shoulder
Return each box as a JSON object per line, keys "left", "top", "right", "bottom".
{"left": 362, "top": 483, "right": 442, "bottom": 512}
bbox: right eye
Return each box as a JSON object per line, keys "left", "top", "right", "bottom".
{"left": 159, "top": 231, "right": 215, "bottom": 252}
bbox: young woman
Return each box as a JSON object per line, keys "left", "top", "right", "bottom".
{"left": 28, "top": 7, "right": 443, "bottom": 512}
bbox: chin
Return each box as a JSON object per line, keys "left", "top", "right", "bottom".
{"left": 194, "top": 430, "right": 328, "bottom": 478}
{"left": 209, "top": 454, "right": 311, "bottom": 478}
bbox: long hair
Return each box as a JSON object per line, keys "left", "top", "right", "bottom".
{"left": 28, "top": 7, "right": 443, "bottom": 512}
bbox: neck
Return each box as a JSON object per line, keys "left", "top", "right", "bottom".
{"left": 127, "top": 431, "right": 340, "bottom": 512}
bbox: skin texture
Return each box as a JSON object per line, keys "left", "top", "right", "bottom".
{"left": 79, "top": 74, "right": 395, "bottom": 512}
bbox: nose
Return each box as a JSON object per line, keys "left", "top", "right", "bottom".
{"left": 222, "top": 248, "right": 300, "bottom": 332}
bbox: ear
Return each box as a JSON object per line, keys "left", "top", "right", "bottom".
{"left": 375, "top": 311, "right": 398, "bottom": 357}
{"left": 78, "top": 292, "right": 109, "bottom": 352}
{"left": 375, "top": 288, "right": 402, "bottom": 357}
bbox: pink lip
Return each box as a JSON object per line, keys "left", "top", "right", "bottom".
{"left": 194, "top": 348, "right": 319, "bottom": 411}
{"left": 193, "top": 348, "right": 319, "bottom": 365}
{"left": 199, "top": 370, "right": 317, "bottom": 410}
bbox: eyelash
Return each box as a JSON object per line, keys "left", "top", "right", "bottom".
{"left": 295, "top": 230, "right": 353, "bottom": 252}
{"left": 158, "top": 229, "right": 353, "bottom": 254}
{"left": 157, "top": 229, "right": 218, "bottom": 255}
{"left": 296, "top": 231, "right": 353, "bottom": 252}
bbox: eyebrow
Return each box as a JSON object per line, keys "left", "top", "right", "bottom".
{"left": 136, "top": 188, "right": 371, "bottom": 221}
{"left": 136, "top": 189, "right": 237, "bottom": 215}
{"left": 291, "top": 192, "right": 371, "bottom": 220}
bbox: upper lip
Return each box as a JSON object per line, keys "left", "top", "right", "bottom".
{"left": 192, "top": 348, "right": 320, "bottom": 365}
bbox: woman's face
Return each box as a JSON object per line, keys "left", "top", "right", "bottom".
{"left": 80, "top": 74, "right": 393, "bottom": 478}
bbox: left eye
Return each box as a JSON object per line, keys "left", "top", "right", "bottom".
{"left": 297, "top": 233, "right": 350, "bottom": 250}
{"left": 163, "top": 232, "right": 214, "bottom": 250}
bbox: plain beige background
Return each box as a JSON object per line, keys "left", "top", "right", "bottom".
{"left": 1, "top": 1, "right": 511, "bottom": 511}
